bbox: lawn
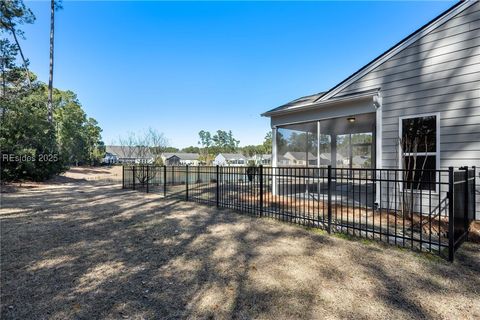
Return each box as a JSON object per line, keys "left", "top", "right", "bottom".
{"left": 1, "top": 175, "right": 479, "bottom": 319}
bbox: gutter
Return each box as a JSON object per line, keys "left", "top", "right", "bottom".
{"left": 262, "top": 89, "right": 380, "bottom": 117}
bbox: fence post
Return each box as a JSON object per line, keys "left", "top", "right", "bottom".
{"left": 146, "top": 166, "right": 149, "bottom": 193}
{"left": 132, "top": 166, "right": 136, "bottom": 190}
{"left": 448, "top": 166, "right": 455, "bottom": 262}
{"left": 186, "top": 165, "right": 189, "bottom": 201}
{"left": 463, "top": 166, "right": 469, "bottom": 241}
{"left": 163, "top": 165, "right": 167, "bottom": 197}
{"left": 216, "top": 165, "right": 220, "bottom": 208}
{"left": 259, "top": 165, "right": 264, "bottom": 217}
{"left": 122, "top": 165, "right": 125, "bottom": 189}
{"left": 473, "top": 166, "right": 477, "bottom": 222}
{"left": 327, "top": 165, "right": 332, "bottom": 234}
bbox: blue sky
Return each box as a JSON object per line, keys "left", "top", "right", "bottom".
{"left": 21, "top": 0, "right": 455, "bottom": 148}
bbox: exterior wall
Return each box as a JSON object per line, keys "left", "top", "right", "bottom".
{"left": 103, "top": 154, "right": 118, "bottom": 164}
{"left": 227, "top": 159, "right": 246, "bottom": 166}
{"left": 213, "top": 155, "right": 227, "bottom": 166}
{"left": 214, "top": 155, "right": 247, "bottom": 166}
{"left": 163, "top": 155, "right": 200, "bottom": 166}
{"left": 248, "top": 155, "right": 272, "bottom": 166}
{"left": 331, "top": 2, "right": 480, "bottom": 218}
{"left": 134, "top": 158, "right": 154, "bottom": 165}
{"left": 165, "top": 156, "right": 181, "bottom": 166}
{"left": 180, "top": 159, "right": 200, "bottom": 166}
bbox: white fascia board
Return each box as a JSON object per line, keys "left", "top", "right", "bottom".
{"left": 263, "top": 89, "right": 378, "bottom": 117}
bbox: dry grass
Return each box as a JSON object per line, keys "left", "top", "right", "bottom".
{"left": 1, "top": 175, "right": 480, "bottom": 319}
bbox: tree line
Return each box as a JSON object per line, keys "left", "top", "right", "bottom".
{"left": 116, "top": 129, "right": 272, "bottom": 165}
{"left": 1, "top": 0, "right": 104, "bottom": 181}
{"left": 178, "top": 130, "right": 271, "bottom": 164}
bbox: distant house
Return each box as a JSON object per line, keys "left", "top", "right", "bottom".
{"left": 248, "top": 154, "right": 272, "bottom": 166}
{"left": 161, "top": 153, "right": 200, "bottom": 166}
{"left": 352, "top": 155, "right": 370, "bottom": 168}
{"left": 318, "top": 153, "right": 346, "bottom": 166}
{"left": 283, "top": 152, "right": 317, "bottom": 166}
{"left": 103, "top": 151, "right": 118, "bottom": 164}
{"left": 214, "top": 153, "right": 247, "bottom": 166}
{"left": 277, "top": 155, "right": 289, "bottom": 166}
{"left": 103, "top": 146, "right": 154, "bottom": 164}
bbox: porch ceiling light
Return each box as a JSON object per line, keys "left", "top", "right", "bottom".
{"left": 347, "top": 117, "right": 356, "bottom": 123}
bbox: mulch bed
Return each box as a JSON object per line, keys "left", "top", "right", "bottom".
{"left": 240, "top": 192, "right": 462, "bottom": 238}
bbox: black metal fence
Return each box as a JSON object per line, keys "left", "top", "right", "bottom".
{"left": 122, "top": 165, "right": 476, "bottom": 261}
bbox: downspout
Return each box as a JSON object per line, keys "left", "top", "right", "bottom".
{"left": 272, "top": 127, "right": 278, "bottom": 195}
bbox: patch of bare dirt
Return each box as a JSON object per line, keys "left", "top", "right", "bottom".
{"left": 0, "top": 182, "right": 43, "bottom": 193}
{"left": 60, "top": 165, "right": 123, "bottom": 182}
{"left": 1, "top": 181, "right": 479, "bottom": 319}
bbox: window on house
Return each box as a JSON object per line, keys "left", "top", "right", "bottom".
{"left": 401, "top": 115, "right": 438, "bottom": 191}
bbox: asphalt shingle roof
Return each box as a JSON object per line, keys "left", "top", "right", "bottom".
{"left": 105, "top": 146, "right": 154, "bottom": 159}
{"left": 219, "top": 153, "right": 247, "bottom": 160}
{"left": 162, "top": 153, "right": 200, "bottom": 160}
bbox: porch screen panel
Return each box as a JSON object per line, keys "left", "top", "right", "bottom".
{"left": 336, "top": 134, "right": 350, "bottom": 168}
{"left": 276, "top": 122, "right": 318, "bottom": 167}
{"left": 319, "top": 134, "right": 332, "bottom": 166}
{"left": 351, "top": 133, "right": 373, "bottom": 169}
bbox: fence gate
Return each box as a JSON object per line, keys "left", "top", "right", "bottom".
{"left": 450, "top": 167, "right": 476, "bottom": 260}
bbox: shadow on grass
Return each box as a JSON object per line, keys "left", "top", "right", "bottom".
{"left": 1, "top": 180, "right": 479, "bottom": 319}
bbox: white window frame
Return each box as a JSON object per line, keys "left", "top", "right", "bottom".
{"left": 398, "top": 112, "right": 440, "bottom": 193}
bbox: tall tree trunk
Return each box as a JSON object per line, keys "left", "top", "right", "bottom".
{"left": 1, "top": 65, "right": 5, "bottom": 120}
{"left": 1, "top": 64, "right": 6, "bottom": 98}
{"left": 47, "top": 0, "right": 55, "bottom": 123}
{"left": 8, "top": 25, "right": 32, "bottom": 89}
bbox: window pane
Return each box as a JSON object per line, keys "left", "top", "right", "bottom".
{"left": 402, "top": 116, "right": 436, "bottom": 153}
{"left": 403, "top": 155, "right": 436, "bottom": 190}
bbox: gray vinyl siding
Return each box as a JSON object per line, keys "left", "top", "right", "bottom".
{"left": 333, "top": 1, "right": 480, "bottom": 218}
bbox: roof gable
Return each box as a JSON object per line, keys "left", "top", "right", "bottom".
{"left": 317, "top": 0, "right": 476, "bottom": 102}
{"left": 262, "top": 1, "right": 477, "bottom": 117}
{"left": 218, "top": 153, "right": 247, "bottom": 160}
{"left": 284, "top": 151, "right": 317, "bottom": 161}
{"left": 163, "top": 153, "right": 200, "bottom": 160}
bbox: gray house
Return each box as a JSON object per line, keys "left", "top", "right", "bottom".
{"left": 161, "top": 153, "right": 200, "bottom": 166}
{"left": 283, "top": 151, "right": 317, "bottom": 166}
{"left": 248, "top": 154, "right": 272, "bottom": 166}
{"left": 214, "top": 153, "right": 247, "bottom": 166}
{"left": 103, "top": 146, "right": 155, "bottom": 164}
{"left": 262, "top": 1, "right": 480, "bottom": 219}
